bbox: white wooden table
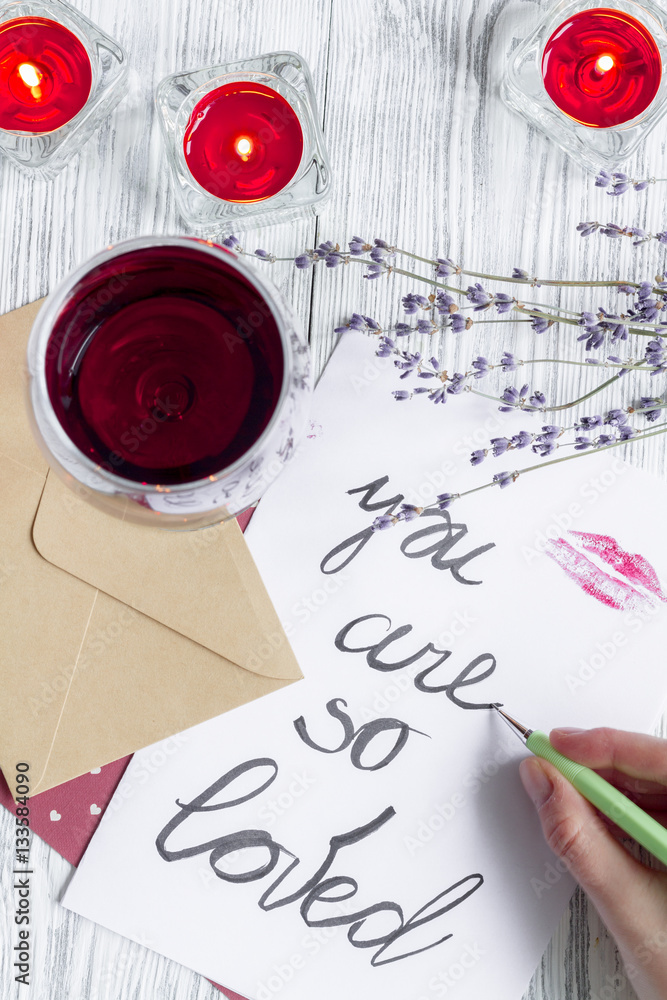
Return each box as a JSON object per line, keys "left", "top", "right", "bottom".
{"left": 2, "top": 0, "right": 667, "bottom": 996}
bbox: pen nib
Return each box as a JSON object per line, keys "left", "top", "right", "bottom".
{"left": 492, "top": 704, "right": 533, "bottom": 741}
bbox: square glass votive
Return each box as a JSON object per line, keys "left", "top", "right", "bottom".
{"left": 0, "top": 0, "right": 128, "bottom": 179}
{"left": 156, "top": 51, "right": 332, "bottom": 232}
{"left": 502, "top": 0, "right": 667, "bottom": 172}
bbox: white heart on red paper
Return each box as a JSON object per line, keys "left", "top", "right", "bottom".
{"left": 89, "top": 804, "right": 101, "bottom": 815}
{"left": 50, "top": 810, "right": 61, "bottom": 822}
{"left": 90, "top": 768, "right": 101, "bottom": 774}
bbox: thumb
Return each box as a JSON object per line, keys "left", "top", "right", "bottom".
{"left": 519, "top": 756, "right": 650, "bottom": 913}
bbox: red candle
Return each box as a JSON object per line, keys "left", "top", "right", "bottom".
{"left": 0, "top": 16, "right": 92, "bottom": 133}
{"left": 542, "top": 8, "right": 661, "bottom": 127}
{"left": 183, "top": 80, "right": 304, "bottom": 202}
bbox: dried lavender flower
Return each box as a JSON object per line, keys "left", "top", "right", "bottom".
{"left": 511, "top": 431, "right": 533, "bottom": 449}
{"left": 447, "top": 373, "right": 467, "bottom": 394}
{"left": 577, "top": 221, "right": 600, "bottom": 237}
{"left": 471, "top": 356, "right": 491, "bottom": 378}
{"left": 467, "top": 283, "right": 494, "bottom": 310}
{"left": 491, "top": 437, "right": 510, "bottom": 457}
{"left": 495, "top": 293, "right": 514, "bottom": 314}
{"left": 403, "top": 293, "right": 430, "bottom": 314}
{"left": 435, "top": 291, "right": 457, "bottom": 314}
{"left": 397, "top": 504, "right": 423, "bottom": 522}
{"left": 349, "top": 237, "right": 370, "bottom": 255}
{"left": 530, "top": 315, "right": 550, "bottom": 335}
{"left": 609, "top": 172, "right": 630, "bottom": 196}
{"left": 376, "top": 336, "right": 395, "bottom": 357}
{"left": 500, "top": 351, "right": 520, "bottom": 371}
{"left": 577, "top": 415, "right": 603, "bottom": 430}
{"left": 372, "top": 514, "right": 397, "bottom": 531}
{"left": 435, "top": 258, "right": 459, "bottom": 277}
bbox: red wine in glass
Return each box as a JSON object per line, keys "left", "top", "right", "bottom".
{"left": 35, "top": 241, "right": 302, "bottom": 514}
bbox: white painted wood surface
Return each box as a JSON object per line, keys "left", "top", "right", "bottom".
{"left": 2, "top": 0, "right": 667, "bottom": 996}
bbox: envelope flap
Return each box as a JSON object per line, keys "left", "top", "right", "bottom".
{"left": 32, "top": 473, "right": 300, "bottom": 681}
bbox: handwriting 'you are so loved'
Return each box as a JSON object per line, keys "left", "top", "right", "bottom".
{"left": 156, "top": 475, "right": 498, "bottom": 968}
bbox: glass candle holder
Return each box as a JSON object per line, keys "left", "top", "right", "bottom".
{"left": 0, "top": 0, "right": 128, "bottom": 179}
{"left": 27, "top": 236, "right": 312, "bottom": 529}
{"left": 156, "top": 51, "right": 332, "bottom": 232}
{"left": 502, "top": 0, "right": 667, "bottom": 171}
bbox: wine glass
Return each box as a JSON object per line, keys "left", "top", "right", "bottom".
{"left": 27, "top": 235, "right": 312, "bottom": 529}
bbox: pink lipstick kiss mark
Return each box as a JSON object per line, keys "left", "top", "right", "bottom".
{"left": 568, "top": 531, "right": 667, "bottom": 601}
{"left": 545, "top": 533, "right": 667, "bottom": 613}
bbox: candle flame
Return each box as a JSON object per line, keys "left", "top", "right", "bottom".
{"left": 235, "top": 136, "right": 253, "bottom": 160}
{"left": 595, "top": 54, "right": 615, "bottom": 74}
{"left": 17, "top": 62, "right": 43, "bottom": 88}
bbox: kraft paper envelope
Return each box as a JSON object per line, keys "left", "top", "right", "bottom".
{"left": 0, "top": 300, "right": 302, "bottom": 799}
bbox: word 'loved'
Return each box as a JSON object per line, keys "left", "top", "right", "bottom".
{"left": 156, "top": 759, "right": 483, "bottom": 967}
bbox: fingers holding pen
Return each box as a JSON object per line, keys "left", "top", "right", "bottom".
{"left": 550, "top": 727, "right": 667, "bottom": 789}
{"left": 519, "top": 756, "right": 652, "bottom": 905}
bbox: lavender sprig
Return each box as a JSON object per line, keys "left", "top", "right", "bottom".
{"left": 219, "top": 231, "right": 667, "bottom": 520}
{"left": 578, "top": 221, "right": 667, "bottom": 247}
{"left": 226, "top": 234, "right": 667, "bottom": 423}
{"left": 465, "top": 406, "right": 659, "bottom": 466}
{"left": 594, "top": 169, "right": 667, "bottom": 195}
{"left": 369, "top": 422, "right": 667, "bottom": 531}
{"left": 228, "top": 234, "right": 667, "bottom": 344}
{"left": 344, "top": 301, "right": 661, "bottom": 412}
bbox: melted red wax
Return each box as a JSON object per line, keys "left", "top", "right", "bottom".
{"left": 0, "top": 17, "right": 92, "bottom": 132}
{"left": 542, "top": 8, "right": 661, "bottom": 127}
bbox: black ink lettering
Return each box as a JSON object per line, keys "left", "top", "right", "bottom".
{"left": 349, "top": 718, "right": 428, "bottom": 771}
{"left": 335, "top": 615, "right": 437, "bottom": 672}
{"left": 441, "top": 654, "right": 498, "bottom": 710}
{"left": 335, "top": 615, "right": 498, "bottom": 710}
{"left": 293, "top": 698, "right": 356, "bottom": 754}
{"left": 401, "top": 510, "right": 495, "bottom": 584}
{"left": 259, "top": 807, "right": 396, "bottom": 911}
{"left": 300, "top": 875, "right": 404, "bottom": 944}
{"left": 155, "top": 758, "right": 281, "bottom": 861}
{"left": 209, "top": 831, "right": 284, "bottom": 883}
{"left": 414, "top": 653, "right": 497, "bottom": 709}
{"left": 294, "top": 697, "right": 428, "bottom": 770}
{"left": 156, "top": 760, "right": 486, "bottom": 968}
{"left": 371, "top": 874, "right": 484, "bottom": 966}
{"left": 320, "top": 477, "right": 404, "bottom": 575}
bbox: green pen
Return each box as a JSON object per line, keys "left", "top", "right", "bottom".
{"left": 493, "top": 704, "right": 667, "bottom": 868}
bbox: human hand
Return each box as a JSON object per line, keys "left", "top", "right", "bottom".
{"left": 520, "top": 727, "right": 667, "bottom": 1000}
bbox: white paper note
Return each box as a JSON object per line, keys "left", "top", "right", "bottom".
{"left": 64, "top": 333, "right": 667, "bottom": 1000}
